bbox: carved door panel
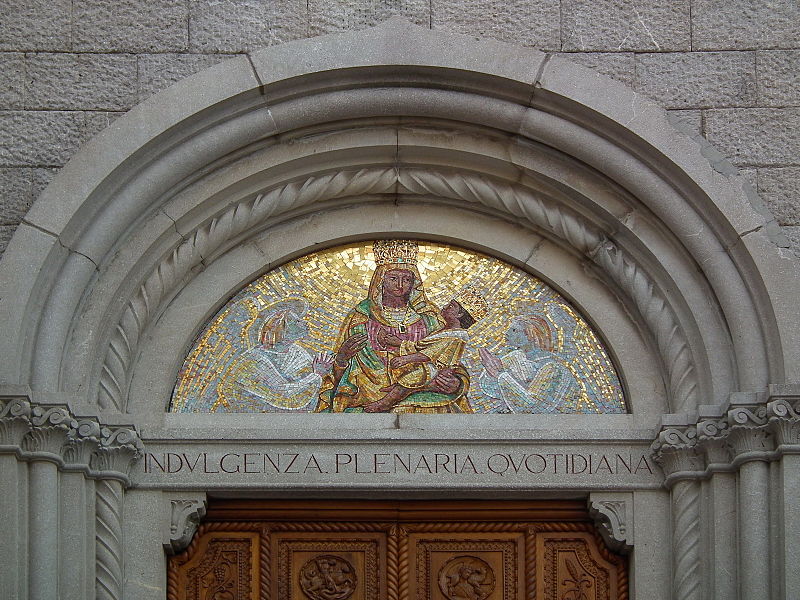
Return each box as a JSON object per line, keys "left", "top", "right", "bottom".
{"left": 168, "top": 501, "right": 627, "bottom": 600}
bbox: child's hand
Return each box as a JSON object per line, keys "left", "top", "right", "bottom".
{"left": 390, "top": 355, "right": 408, "bottom": 369}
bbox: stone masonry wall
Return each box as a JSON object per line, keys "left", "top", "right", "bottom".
{"left": 1, "top": 0, "right": 798, "bottom": 259}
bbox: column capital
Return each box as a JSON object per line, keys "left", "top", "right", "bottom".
{"left": 650, "top": 425, "right": 703, "bottom": 482}
{"left": 0, "top": 396, "right": 32, "bottom": 447}
{"left": 90, "top": 426, "right": 144, "bottom": 485}
{"left": 727, "top": 403, "right": 774, "bottom": 462}
{"left": 696, "top": 418, "right": 732, "bottom": 467}
{"left": 63, "top": 418, "right": 103, "bottom": 469}
{"left": 21, "top": 405, "right": 72, "bottom": 462}
{"left": 766, "top": 396, "right": 800, "bottom": 447}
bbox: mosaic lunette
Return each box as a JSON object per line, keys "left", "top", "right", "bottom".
{"left": 170, "top": 241, "right": 626, "bottom": 414}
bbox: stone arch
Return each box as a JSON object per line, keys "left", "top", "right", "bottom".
{"left": 0, "top": 17, "right": 796, "bottom": 419}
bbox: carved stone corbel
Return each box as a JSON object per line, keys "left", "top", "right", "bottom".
{"left": 164, "top": 494, "right": 208, "bottom": 555}
{"left": 0, "top": 396, "right": 32, "bottom": 448}
{"left": 588, "top": 492, "right": 633, "bottom": 553}
{"left": 21, "top": 405, "right": 72, "bottom": 462}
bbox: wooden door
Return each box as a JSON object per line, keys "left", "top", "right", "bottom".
{"left": 168, "top": 500, "right": 627, "bottom": 600}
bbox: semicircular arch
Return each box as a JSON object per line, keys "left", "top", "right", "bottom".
{"left": 0, "top": 18, "right": 796, "bottom": 419}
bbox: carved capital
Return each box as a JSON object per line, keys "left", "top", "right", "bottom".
{"left": 21, "top": 405, "right": 72, "bottom": 459}
{"left": 91, "top": 426, "right": 144, "bottom": 483}
{"left": 650, "top": 426, "right": 703, "bottom": 478}
{"left": 766, "top": 398, "right": 800, "bottom": 446}
{"left": 0, "top": 396, "right": 32, "bottom": 447}
{"left": 588, "top": 493, "right": 632, "bottom": 553}
{"left": 727, "top": 405, "right": 773, "bottom": 459}
{"left": 696, "top": 418, "right": 732, "bottom": 466}
{"left": 63, "top": 418, "right": 103, "bottom": 467}
{"left": 165, "top": 496, "right": 208, "bottom": 554}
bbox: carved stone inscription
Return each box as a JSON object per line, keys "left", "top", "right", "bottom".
{"left": 138, "top": 444, "right": 659, "bottom": 489}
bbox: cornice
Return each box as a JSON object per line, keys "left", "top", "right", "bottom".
{"left": 651, "top": 386, "right": 800, "bottom": 486}
{"left": 0, "top": 394, "right": 143, "bottom": 485}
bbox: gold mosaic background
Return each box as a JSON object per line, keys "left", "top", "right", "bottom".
{"left": 170, "top": 241, "right": 626, "bottom": 413}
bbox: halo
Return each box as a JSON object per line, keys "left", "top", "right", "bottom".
{"left": 258, "top": 297, "right": 309, "bottom": 320}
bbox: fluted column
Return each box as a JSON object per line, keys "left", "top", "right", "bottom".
{"left": 696, "top": 418, "right": 736, "bottom": 600}
{"left": 21, "top": 405, "right": 72, "bottom": 600}
{"left": 91, "top": 426, "right": 143, "bottom": 600}
{"left": 767, "top": 396, "right": 800, "bottom": 600}
{"left": 60, "top": 418, "right": 102, "bottom": 600}
{"left": 651, "top": 425, "right": 704, "bottom": 600}
{"left": 0, "top": 397, "right": 33, "bottom": 599}
{"left": 727, "top": 403, "right": 774, "bottom": 600}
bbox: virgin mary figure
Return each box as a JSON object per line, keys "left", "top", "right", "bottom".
{"left": 316, "top": 240, "right": 472, "bottom": 413}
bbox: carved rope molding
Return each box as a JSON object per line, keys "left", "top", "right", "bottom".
{"left": 92, "top": 426, "right": 144, "bottom": 600}
{"left": 95, "top": 167, "right": 700, "bottom": 413}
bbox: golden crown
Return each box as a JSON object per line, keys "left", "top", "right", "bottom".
{"left": 373, "top": 240, "right": 419, "bottom": 266}
{"left": 455, "top": 288, "right": 489, "bottom": 321}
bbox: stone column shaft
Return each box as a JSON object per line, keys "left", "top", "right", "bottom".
{"left": 60, "top": 472, "right": 95, "bottom": 599}
{"left": 671, "top": 479, "right": 702, "bottom": 600}
{"left": 92, "top": 426, "right": 143, "bottom": 600}
{"left": 650, "top": 425, "right": 704, "bottom": 600}
{"left": 0, "top": 396, "right": 32, "bottom": 598}
{"left": 0, "top": 455, "right": 28, "bottom": 598}
{"left": 29, "top": 460, "right": 60, "bottom": 599}
{"left": 777, "top": 454, "right": 800, "bottom": 598}
{"left": 737, "top": 459, "right": 770, "bottom": 599}
{"left": 706, "top": 472, "right": 737, "bottom": 600}
{"left": 96, "top": 478, "right": 124, "bottom": 600}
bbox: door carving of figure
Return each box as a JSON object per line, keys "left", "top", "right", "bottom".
{"left": 168, "top": 501, "right": 627, "bottom": 600}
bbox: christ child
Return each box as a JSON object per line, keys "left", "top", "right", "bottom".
{"left": 363, "top": 290, "right": 488, "bottom": 413}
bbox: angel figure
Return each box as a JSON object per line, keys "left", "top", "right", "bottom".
{"left": 215, "top": 298, "right": 333, "bottom": 412}
{"left": 478, "top": 314, "right": 582, "bottom": 413}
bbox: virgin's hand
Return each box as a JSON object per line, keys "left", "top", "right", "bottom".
{"left": 337, "top": 333, "right": 367, "bottom": 364}
{"left": 376, "top": 328, "right": 402, "bottom": 348}
{"left": 389, "top": 355, "right": 407, "bottom": 369}
{"left": 479, "top": 348, "right": 503, "bottom": 378}
{"left": 430, "top": 368, "right": 460, "bottom": 394}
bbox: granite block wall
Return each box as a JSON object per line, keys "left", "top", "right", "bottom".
{"left": 0, "top": 0, "right": 798, "bottom": 258}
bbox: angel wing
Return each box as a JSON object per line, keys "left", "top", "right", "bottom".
{"left": 170, "top": 296, "right": 261, "bottom": 411}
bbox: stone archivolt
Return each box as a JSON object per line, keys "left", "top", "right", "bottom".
{"left": 0, "top": 20, "right": 793, "bottom": 424}
{"left": 100, "top": 167, "right": 697, "bottom": 415}
{"left": 0, "top": 20, "right": 798, "bottom": 600}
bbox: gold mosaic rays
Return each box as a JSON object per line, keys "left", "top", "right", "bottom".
{"left": 170, "top": 241, "right": 625, "bottom": 414}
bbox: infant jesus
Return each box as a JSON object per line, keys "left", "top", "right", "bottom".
{"left": 363, "top": 289, "right": 489, "bottom": 413}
